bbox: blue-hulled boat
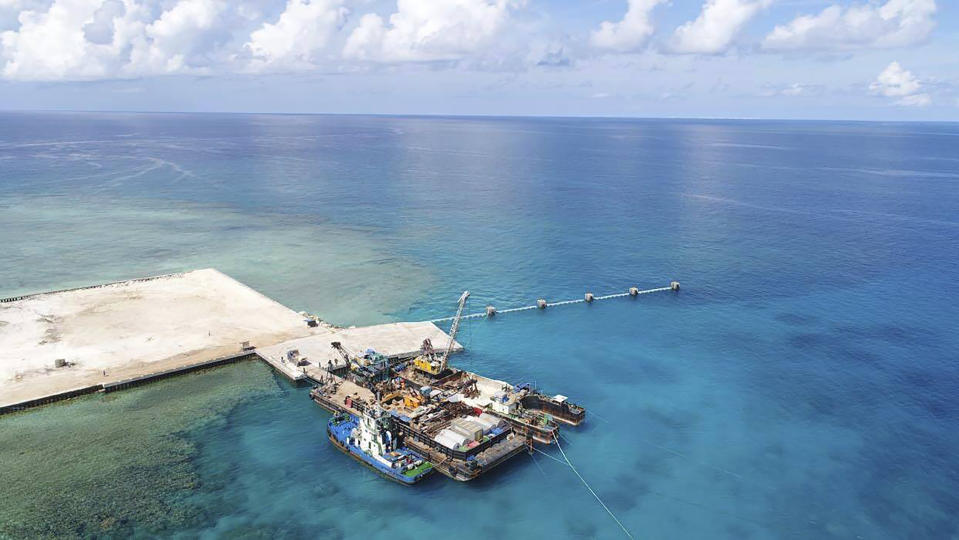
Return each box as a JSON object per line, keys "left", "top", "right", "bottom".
{"left": 327, "top": 409, "right": 434, "bottom": 485}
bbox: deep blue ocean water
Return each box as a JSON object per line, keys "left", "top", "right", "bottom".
{"left": 1, "top": 113, "right": 957, "bottom": 538}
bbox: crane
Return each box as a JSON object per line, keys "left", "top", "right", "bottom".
{"left": 330, "top": 341, "right": 353, "bottom": 370}
{"left": 413, "top": 290, "right": 470, "bottom": 376}
{"left": 440, "top": 290, "right": 470, "bottom": 373}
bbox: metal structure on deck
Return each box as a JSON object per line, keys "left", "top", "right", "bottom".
{"left": 414, "top": 290, "right": 470, "bottom": 376}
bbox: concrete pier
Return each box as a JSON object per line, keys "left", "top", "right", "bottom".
{"left": 256, "top": 322, "right": 461, "bottom": 381}
{"left": 0, "top": 269, "right": 459, "bottom": 413}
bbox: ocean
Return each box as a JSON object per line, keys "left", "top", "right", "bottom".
{"left": 0, "top": 112, "right": 957, "bottom": 539}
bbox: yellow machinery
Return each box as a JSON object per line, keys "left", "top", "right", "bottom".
{"left": 381, "top": 391, "right": 423, "bottom": 411}
{"left": 379, "top": 388, "right": 424, "bottom": 410}
{"left": 403, "top": 395, "right": 422, "bottom": 409}
{"left": 412, "top": 345, "right": 443, "bottom": 376}
{"left": 414, "top": 290, "right": 470, "bottom": 377}
{"left": 380, "top": 392, "right": 402, "bottom": 405}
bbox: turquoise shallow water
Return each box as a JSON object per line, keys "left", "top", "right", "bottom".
{"left": 1, "top": 113, "right": 957, "bottom": 538}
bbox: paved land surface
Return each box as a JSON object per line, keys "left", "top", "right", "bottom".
{"left": 0, "top": 269, "right": 313, "bottom": 407}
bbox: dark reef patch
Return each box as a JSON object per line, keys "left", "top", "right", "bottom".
{"left": 0, "top": 361, "right": 281, "bottom": 539}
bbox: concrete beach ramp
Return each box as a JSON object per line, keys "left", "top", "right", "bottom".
{"left": 0, "top": 269, "right": 313, "bottom": 409}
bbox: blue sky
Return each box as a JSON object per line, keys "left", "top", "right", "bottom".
{"left": 0, "top": 0, "right": 956, "bottom": 120}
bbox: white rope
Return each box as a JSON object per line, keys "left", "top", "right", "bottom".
{"left": 532, "top": 446, "right": 569, "bottom": 467}
{"left": 587, "top": 410, "right": 611, "bottom": 424}
{"left": 553, "top": 433, "right": 634, "bottom": 539}
{"left": 429, "top": 285, "right": 674, "bottom": 323}
{"left": 543, "top": 438, "right": 776, "bottom": 533}
{"left": 529, "top": 452, "right": 549, "bottom": 479}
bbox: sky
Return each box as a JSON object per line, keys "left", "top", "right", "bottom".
{"left": 0, "top": 0, "right": 956, "bottom": 120}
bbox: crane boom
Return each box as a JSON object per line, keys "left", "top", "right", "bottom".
{"left": 330, "top": 341, "right": 353, "bottom": 369}
{"left": 439, "top": 290, "right": 470, "bottom": 373}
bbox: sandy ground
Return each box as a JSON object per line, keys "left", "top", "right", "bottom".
{"left": 0, "top": 269, "right": 313, "bottom": 406}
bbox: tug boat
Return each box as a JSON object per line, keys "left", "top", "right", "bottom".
{"left": 327, "top": 408, "right": 434, "bottom": 485}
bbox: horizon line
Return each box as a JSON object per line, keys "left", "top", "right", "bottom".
{"left": 1, "top": 108, "right": 958, "bottom": 125}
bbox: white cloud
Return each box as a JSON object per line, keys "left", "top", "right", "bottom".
{"left": 0, "top": 0, "right": 232, "bottom": 80}
{"left": 527, "top": 40, "right": 571, "bottom": 67}
{"left": 869, "top": 61, "right": 930, "bottom": 106}
{"left": 591, "top": 0, "right": 665, "bottom": 52}
{"left": 245, "top": 0, "right": 347, "bottom": 69}
{"left": 83, "top": 0, "right": 125, "bottom": 45}
{"left": 0, "top": 0, "right": 27, "bottom": 31}
{"left": 763, "top": 0, "right": 937, "bottom": 51}
{"left": 780, "top": 83, "right": 814, "bottom": 96}
{"left": 1, "top": 0, "right": 107, "bottom": 80}
{"left": 896, "top": 93, "right": 930, "bottom": 106}
{"left": 343, "top": 0, "right": 518, "bottom": 62}
{"left": 760, "top": 82, "right": 823, "bottom": 97}
{"left": 135, "top": 0, "right": 226, "bottom": 74}
{"left": 670, "top": 0, "right": 769, "bottom": 54}
{"left": 0, "top": 0, "right": 523, "bottom": 77}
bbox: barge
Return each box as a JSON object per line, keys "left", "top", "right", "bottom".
{"left": 400, "top": 368, "right": 581, "bottom": 444}
{"left": 520, "top": 391, "right": 586, "bottom": 426}
{"left": 312, "top": 381, "right": 528, "bottom": 482}
{"left": 308, "top": 290, "right": 586, "bottom": 482}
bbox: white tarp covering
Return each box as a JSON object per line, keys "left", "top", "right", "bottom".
{"left": 435, "top": 428, "right": 469, "bottom": 449}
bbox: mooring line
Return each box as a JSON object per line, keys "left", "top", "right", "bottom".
{"left": 553, "top": 433, "right": 634, "bottom": 539}
{"left": 538, "top": 429, "right": 793, "bottom": 534}
{"left": 533, "top": 446, "right": 569, "bottom": 467}
{"left": 428, "top": 284, "right": 676, "bottom": 323}
{"left": 535, "top": 439, "right": 779, "bottom": 533}
{"left": 529, "top": 452, "right": 549, "bottom": 479}
{"left": 587, "top": 410, "right": 612, "bottom": 424}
